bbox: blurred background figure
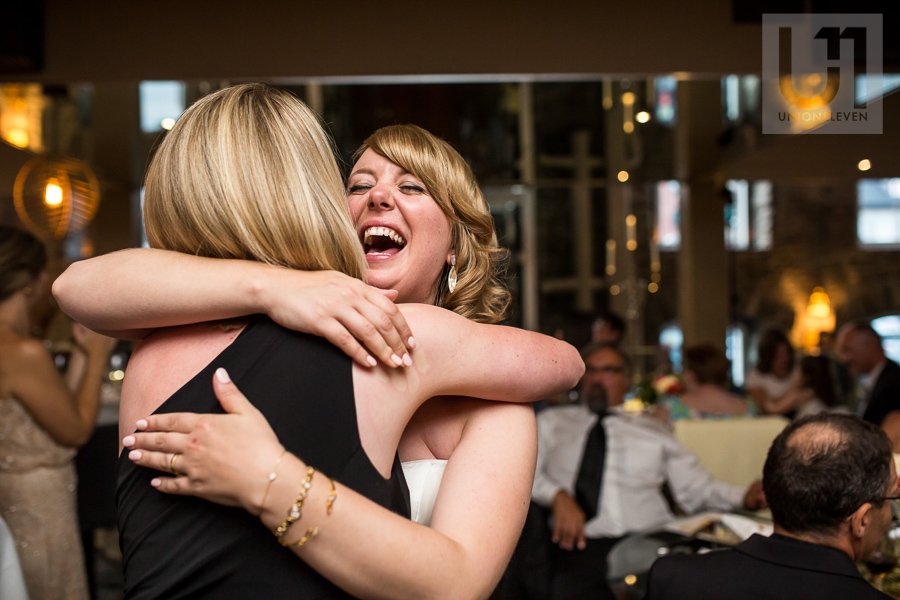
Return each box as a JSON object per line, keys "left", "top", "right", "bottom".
{"left": 0, "top": 226, "right": 115, "bottom": 600}
{"left": 836, "top": 320, "right": 900, "bottom": 449}
{"left": 745, "top": 329, "right": 813, "bottom": 416}
{"left": 591, "top": 312, "right": 625, "bottom": 345}
{"left": 793, "top": 355, "right": 847, "bottom": 418}
{"left": 654, "top": 343, "right": 756, "bottom": 425}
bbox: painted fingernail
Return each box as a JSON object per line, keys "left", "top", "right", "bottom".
{"left": 402, "top": 354, "right": 412, "bottom": 367}
{"left": 407, "top": 336, "right": 417, "bottom": 350}
{"left": 150, "top": 478, "right": 161, "bottom": 488}
{"left": 366, "top": 355, "right": 378, "bottom": 367}
{"left": 136, "top": 419, "right": 148, "bottom": 430}
{"left": 122, "top": 435, "right": 135, "bottom": 447}
{"left": 215, "top": 367, "right": 231, "bottom": 383}
{"left": 128, "top": 450, "right": 142, "bottom": 460}
{"left": 391, "top": 354, "right": 403, "bottom": 367}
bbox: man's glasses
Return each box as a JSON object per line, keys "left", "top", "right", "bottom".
{"left": 585, "top": 365, "right": 625, "bottom": 375}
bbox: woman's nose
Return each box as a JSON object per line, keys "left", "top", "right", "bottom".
{"left": 367, "top": 185, "right": 395, "bottom": 210}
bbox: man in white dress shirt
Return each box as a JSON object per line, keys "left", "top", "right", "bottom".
{"left": 531, "top": 342, "right": 766, "bottom": 600}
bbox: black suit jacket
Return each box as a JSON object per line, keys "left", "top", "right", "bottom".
{"left": 645, "top": 533, "right": 889, "bottom": 600}
{"left": 863, "top": 360, "right": 900, "bottom": 426}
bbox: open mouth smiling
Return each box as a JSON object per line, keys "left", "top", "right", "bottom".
{"left": 362, "top": 226, "right": 407, "bottom": 257}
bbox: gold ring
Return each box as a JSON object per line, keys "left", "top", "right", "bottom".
{"left": 170, "top": 453, "right": 183, "bottom": 478}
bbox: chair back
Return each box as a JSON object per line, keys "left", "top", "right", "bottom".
{"left": 672, "top": 416, "right": 790, "bottom": 487}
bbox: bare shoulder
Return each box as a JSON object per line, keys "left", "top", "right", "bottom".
{"left": 0, "top": 333, "right": 53, "bottom": 374}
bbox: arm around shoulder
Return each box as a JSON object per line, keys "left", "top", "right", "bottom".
{"left": 398, "top": 304, "right": 584, "bottom": 404}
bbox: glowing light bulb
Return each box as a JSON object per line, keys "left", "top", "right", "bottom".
{"left": 5, "top": 128, "right": 29, "bottom": 148}
{"left": 858, "top": 159, "right": 872, "bottom": 171}
{"left": 618, "top": 171, "right": 629, "bottom": 182}
{"left": 44, "top": 180, "right": 63, "bottom": 206}
{"left": 635, "top": 111, "right": 651, "bottom": 123}
{"left": 161, "top": 118, "right": 176, "bottom": 130}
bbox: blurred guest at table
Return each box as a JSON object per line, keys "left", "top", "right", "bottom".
{"left": 654, "top": 343, "right": 757, "bottom": 425}
{"left": 793, "top": 355, "right": 847, "bottom": 418}
{"left": 646, "top": 413, "right": 896, "bottom": 600}
{"left": 746, "top": 329, "right": 812, "bottom": 416}
{"left": 836, "top": 320, "right": 900, "bottom": 448}
{"left": 531, "top": 341, "right": 765, "bottom": 600}
{"left": 0, "top": 226, "right": 116, "bottom": 600}
{"left": 591, "top": 312, "right": 625, "bottom": 345}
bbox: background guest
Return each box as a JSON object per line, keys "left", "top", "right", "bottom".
{"left": 0, "top": 226, "right": 116, "bottom": 600}
{"left": 793, "top": 355, "right": 847, "bottom": 418}
{"left": 746, "top": 329, "right": 812, "bottom": 416}
{"left": 591, "top": 312, "right": 625, "bottom": 345}
{"left": 531, "top": 342, "right": 765, "bottom": 600}
{"left": 646, "top": 413, "right": 896, "bottom": 600}
{"left": 654, "top": 343, "right": 757, "bottom": 424}
{"left": 836, "top": 320, "right": 900, "bottom": 448}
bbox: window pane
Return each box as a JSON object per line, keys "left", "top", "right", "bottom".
{"left": 858, "top": 179, "right": 900, "bottom": 246}
{"left": 140, "top": 81, "right": 185, "bottom": 133}
{"left": 656, "top": 181, "right": 681, "bottom": 249}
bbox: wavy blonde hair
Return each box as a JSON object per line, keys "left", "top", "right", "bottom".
{"left": 144, "top": 83, "right": 365, "bottom": 280}
{"left": 356, "top": 125, "right": 510, "bottom": 324}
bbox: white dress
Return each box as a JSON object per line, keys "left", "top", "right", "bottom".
{"left": 401, "top": 459, "right": 447, "bottom": 526}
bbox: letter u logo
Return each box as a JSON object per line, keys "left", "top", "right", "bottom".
{"left": 778, "top": 26, "right": 867, "bottom": 111}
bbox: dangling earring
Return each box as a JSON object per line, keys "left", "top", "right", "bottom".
{"left": 447, "top": 255, "right": 457, "bottom": 293}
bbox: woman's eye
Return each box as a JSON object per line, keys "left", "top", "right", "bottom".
{"left": 348, "top": 184, "right": 371, "bottom": 193}
{"left": 400, "top": 184, "right": 425, "bottom": 194}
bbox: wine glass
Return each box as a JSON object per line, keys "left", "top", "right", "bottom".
{"left": 865, "top": 520, "right": 900, "bottom": 592}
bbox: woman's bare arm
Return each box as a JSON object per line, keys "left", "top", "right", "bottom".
{"left": 52, "top": 248, "right": 414, "bottom": 368}
{"left": 4, "top": 327, "right": 115, "bottom": 447}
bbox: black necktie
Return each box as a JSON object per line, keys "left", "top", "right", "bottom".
{"left": 574, "top": 413, "right": 606, "bottom": 520}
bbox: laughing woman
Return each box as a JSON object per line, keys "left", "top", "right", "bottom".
{"left": 54, "top": 88, "right": 581, "bottom": 599}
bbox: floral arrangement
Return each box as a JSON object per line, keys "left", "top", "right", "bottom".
{"left": 653, "top": 374, "right": 684, "bottom": 397}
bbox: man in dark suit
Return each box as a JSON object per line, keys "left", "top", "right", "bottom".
{"left": 645, "top": 413, "right": 897, "bottom": 600}
{"left": 837, "top": 320, "right": 900, "bottom": 447}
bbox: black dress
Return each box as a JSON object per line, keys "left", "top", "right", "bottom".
{"left": 117, "top": 316, "right": 410, "bottom": 599}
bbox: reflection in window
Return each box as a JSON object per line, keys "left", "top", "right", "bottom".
{"left": 723, "top": 75, "right": 761, "bottom": 124}
{"left": 872, "top": 315, "right": 900, "bottom": 365}
{"left": 659, "top": 324, "right": 683, "bottom": 373}
{"left": 139, "top": 81, "right": 185, "bottom": 133}
{"left": 656, "top": 181, "right": 681, "bottom": 250}
{"left": 654, "top": 77, "right": 677, "bottom": 125}
{"left": 858, "top": 179, "right": 900, "bottom": 246}
{"left": 724, "top": 179, "right": 772, "bottom": 250}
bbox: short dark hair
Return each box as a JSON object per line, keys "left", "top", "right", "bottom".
{"left": 594, "top": 313, "right": 625, "bottom": 336}
{"left": 763, "top": 413, "right": 892, "bottom": 537}
{"left": 756, "top": 329, "right": 794, "bottom": 375}
{"left": 683, "top": 344, "right": 730, "bottom": 387}
{"left": 581, "top": 340, "right": 632, "bottom": 375}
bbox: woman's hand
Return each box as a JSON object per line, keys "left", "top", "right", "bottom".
{"left": 72, "top": 322, "right": 117, "bottom": 359}
{"left": 259, "top": 269, "right": 415, "bottom": 369}
{"left": 123, "top": 368, "right": 288, "bottom": 514}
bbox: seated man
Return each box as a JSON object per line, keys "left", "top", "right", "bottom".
{"left": 646, "top": 413, "right": 897, "bottom": 600}
{"left": 531, "top": 342, "right": 765, "bottom": 600}
{"left": 837, "top": 321, "right": 900, "bottom": 448}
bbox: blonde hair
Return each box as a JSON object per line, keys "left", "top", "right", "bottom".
{"left": 356, "top": 125, "right": 510, "bottom": 324}
{"left": 144, "top": 83, "right": 365, "bottom": 280}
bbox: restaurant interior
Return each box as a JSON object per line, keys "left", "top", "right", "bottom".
{"left": 1, "top": 1, "right": 900, "bottom": 599}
